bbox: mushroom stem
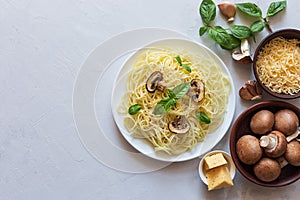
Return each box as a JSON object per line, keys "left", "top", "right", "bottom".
{"left": 286, "top": 128, "right": 300, "bottom": 143}
{"left": 260, "top": 135, "right": 277, "bottom": 149}
{"left": 276, "top": 156, "right": 289, "bottom": 168}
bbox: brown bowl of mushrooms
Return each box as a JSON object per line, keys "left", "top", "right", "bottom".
{"left": 252, "top": 28, "right": 300, "bottom": 99}
{"left": 230, "top": 101, "right": 300, "bottom": 187}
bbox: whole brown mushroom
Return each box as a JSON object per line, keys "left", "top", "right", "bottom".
{"left": 284, "top": 140, "right": 300, "bottom": 166}
{"left": 260, "top": 131, "right": 287, "bottom": 158}
{"left": 253, "top": 157, "right": 281, "bottom": 182}
{"left": 274, "top": 109, "right": 299, "bottom": 136}
{"left": 250, "top": 110, "right": 274, "bottom": 135}
{"left": 236, "top": 135, "right": 263, "bottom": 165}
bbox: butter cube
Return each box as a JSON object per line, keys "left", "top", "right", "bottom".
{"left": 204, "top": 153, "right": 227, "bottom": 170}
{"left": 205, "top": 165, "right": 233, "bottom": 191}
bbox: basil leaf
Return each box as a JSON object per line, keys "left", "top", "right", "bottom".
{"left": 164, "top": 98, "right": 176, "bottom": 112}
{"left": 199, "top": 0, "right": 216, "bottom": 25}
{"left": 153, "top": 103, "right": 166, "bottom": 115}
{"left": 220, "top": 34, "right": 241, "bottom": 50}
{"left": 196, "top": 111, "right": 211, "bottom": 124}
{"left": 236, "top": 3, "right": 262, "bottom": 17}
{"left": 199, "top": 26, "right": 208, "bottom": 36}
{"left": 208, "top": 26, "right": 240, "bottom": 50}
{"left": 208, "top": 26, "right": 231, "bottom": 46}
{"left": 267, "top": 0, "right": 286, "bottom": 17}
{"left": 250, "top": 20, "right": 265, "bottom": 33}
{"left": 174, "top": 56, "right": 182, "bottom": 66}
{"left": 172, "top": 82, "right": 190, "bottom": 99}
{"left": 182, "top": 64, "right": 192, "bottom": 73}
{"left": 153, "top": 98, "right": 176, "bottom": 115}
{"left": 128, "top": 104, "right": 142, "bottom": 115}
{"left": 168, "top": 89, "right": 176, "bottom": 99}
{"left": 229, "top": 25, "right": 252, "bottom": 39}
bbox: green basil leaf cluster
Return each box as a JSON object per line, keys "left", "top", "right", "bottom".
{"left": 198, "top": 0, "right": 287, "bottom": 50}
{"left": 236, "top": 1, "right": 286, "bottom": 18}
{"left": 199, "top": 0, "right": 248, "bottom": 50}
{"left": 175, "top": 56, "right": 192, "bottom": 73}
{"left": 236, "top": 1, "right": 287, "bottom": 32}
{"left": 153, "top": 82, "right": 190, "bottom": 115}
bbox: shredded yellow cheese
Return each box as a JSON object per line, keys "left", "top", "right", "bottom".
{"left": 256, "top": 36, "right": 300, "bottom": 95}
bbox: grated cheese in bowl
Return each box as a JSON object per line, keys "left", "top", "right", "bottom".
{"left": 255, "top": 36, "right": 300, "bottom": 96}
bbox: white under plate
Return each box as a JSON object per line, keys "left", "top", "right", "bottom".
{"left": 111, "top": 38, "right": 236, "bottom": 162}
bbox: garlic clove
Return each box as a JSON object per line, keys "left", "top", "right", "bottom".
{"left": 218, "top": 2, "right": 236, "bottom": 23}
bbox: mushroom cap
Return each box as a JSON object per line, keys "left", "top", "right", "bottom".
{"left": 168, "top": 115, "right": 190, "bottom": 134}
{"left": 253, "top": 157, "right": 281, "bottom": 182}
{"left": 262, "top": 131, "right": 287, "bottom": 158}
{"left": 187, "top": 79, "right": 205, "bottom": 102}
{"left": 274, "top": 109, "right": 299, "bottom": 136}
{"left": 284, "top": 140, "right": 300, "bottom": 166}
{"left": 146, "top": 71, "right": 164, "bottom": 93}
{"left": 236, "top": 135, "right": 263, "bottom": 165}
{"left": 250, "top": 110, "right": 274, "bottom": 135}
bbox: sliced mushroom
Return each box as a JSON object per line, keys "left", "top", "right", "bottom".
{"left": 187, "top": 79, "right": 205, "bottom": 102}
{"left": 146, "top": 71, "right": 166, "bottom": 93}
{"left": 239, "top": 80, "right": 262, "bottom": 101}
{"left": 168, "top": 115, "right": 190, "bottom": 134}
{"left": 232, "top": 39, "right": 253, "bottom": 64}
{"left": 260, "top": 131, "right": 287, "bottom": 158}
{"left": 218, "top": 1, "right": 236, "bottom": 22}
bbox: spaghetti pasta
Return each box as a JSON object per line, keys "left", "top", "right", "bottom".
{"left": 118, "top": 47, "right": 231, "bottom": 155}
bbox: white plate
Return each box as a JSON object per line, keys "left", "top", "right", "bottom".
{"left": 74, "top": 28, "right": 192, "bottom": 173}
{"left": 111, "top": 38, "right": 236, "bottom": 162}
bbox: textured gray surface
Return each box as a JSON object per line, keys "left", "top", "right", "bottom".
{"left": 1, "top": 0, "right": 299, "bottom": 199}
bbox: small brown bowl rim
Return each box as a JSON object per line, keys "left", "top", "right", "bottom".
{"left": 230, "top": 101, "right": 300, "bottom": 187}
{"left": 253, "top": 28, "right": 300, "bottom": 99}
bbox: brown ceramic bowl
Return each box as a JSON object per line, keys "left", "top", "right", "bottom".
{"left": 253, "top": 29, "right": 300, "bottom": 99}
{"left": 230, "top": 101, "right": 300, "bottom": 187}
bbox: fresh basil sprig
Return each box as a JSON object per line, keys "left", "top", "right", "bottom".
{"left": 198, "top": 0, "right": 287, "bottom": 50}
{"left": 128, "top": 104, "right": 142, "bottom": 115}
{"left": 196, "top": 111, "right": 211, "bottom": 124}
{"left": 199, "top": 0, "right": 242, "bottom": 50}
{"left": 153, "top": 82, "right": 190, "bottom": 115}
{"left": 236, "top": 1, "right": 287, "bottom": 33}
{"left": 175, "top": 56, "right": 192, "bottom": 73}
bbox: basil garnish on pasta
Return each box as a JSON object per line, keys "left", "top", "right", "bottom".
{"left": 153, "top": 82, "right": 190, "bottom": 115}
